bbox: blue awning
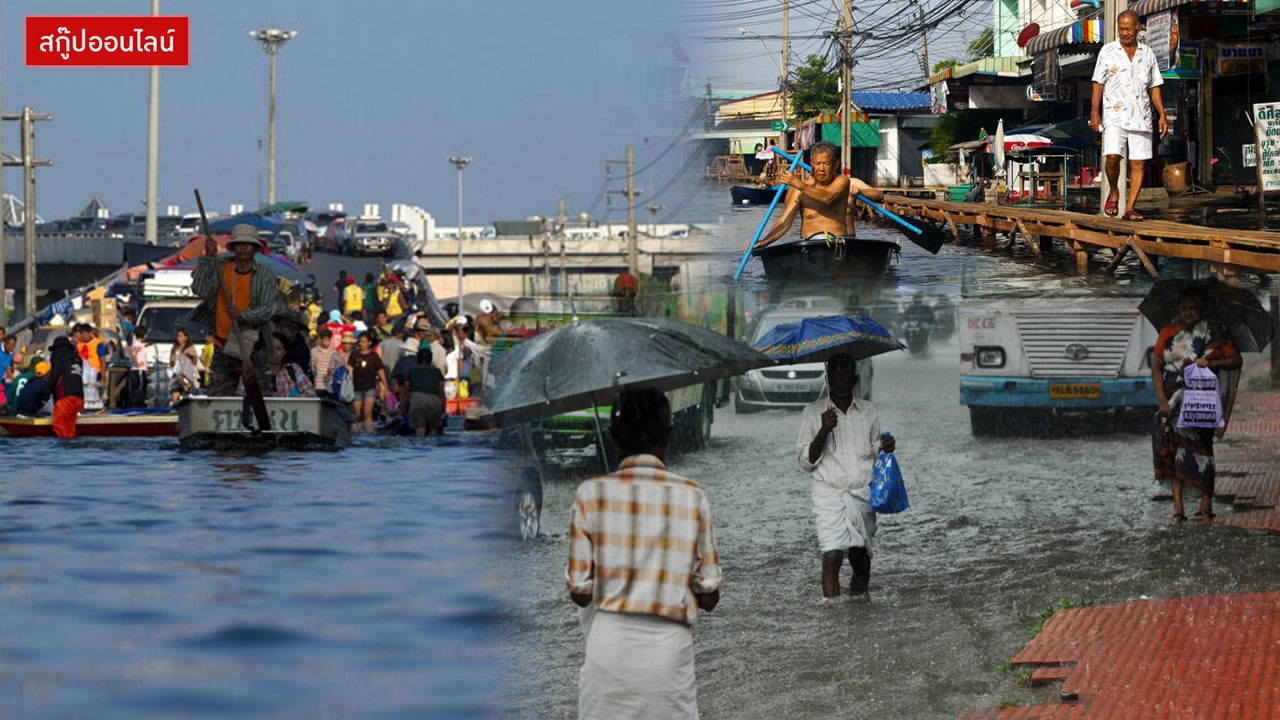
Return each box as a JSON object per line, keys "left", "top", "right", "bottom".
{"left": 848, "top": 91, "right": 931, "bottom": 111}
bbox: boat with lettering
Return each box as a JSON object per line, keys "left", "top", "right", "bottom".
{"left": 0, "top": 409, "right": 178, "bottom": 438}
{"left": 752, "top": 233, "right": 899, "bottom": 286}
{"left": 175, "top": 396, "right": 351, "bottom": 450}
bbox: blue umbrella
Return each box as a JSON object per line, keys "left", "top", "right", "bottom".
{"left": 208, "top": 213, "right": 284, "bottom": 233}
{"left": 753, "top": 314, "right": 905, "bottom": 365}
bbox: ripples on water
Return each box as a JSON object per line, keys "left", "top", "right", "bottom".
{"left": 1, "top": 435, "right": 518, "bottom": 719}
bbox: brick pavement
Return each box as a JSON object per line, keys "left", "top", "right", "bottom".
{"left": 959, "top": 380, "right": 1280, "bottom": 719}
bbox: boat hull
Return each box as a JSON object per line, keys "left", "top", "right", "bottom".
{"left": 752, "top": 236, "right": 899, "bottom": 285}
{"left": 731, "top": 185, "right": 784, "bottom": 205}
{"left": 176, "top": 396, "right": 352, "bottom": 450}
{"left": 0, "top": 412, "right": 179, "bottom": 439}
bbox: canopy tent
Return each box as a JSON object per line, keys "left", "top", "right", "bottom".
{"left": 253, "top": 201, "right": 308, "bottom": 215}
{"left": 207, "top": 213, "right": 285, "bottom": 234}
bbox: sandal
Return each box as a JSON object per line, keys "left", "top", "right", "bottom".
{"left": 1104, "top": 198, "right": 1119, "bottom": 217}
{"left": 1169, "top": 513, "right": 1186, "bottom": 524}
{"left": 1190, "top": 510, "right": 1215, "bottom": 522}
{"left": 1123, "top": 209, "right": 1145, "bottom": 221}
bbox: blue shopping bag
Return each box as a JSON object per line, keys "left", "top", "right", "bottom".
{"left": 869, "top": 432, "right": 909, "bottom": 514}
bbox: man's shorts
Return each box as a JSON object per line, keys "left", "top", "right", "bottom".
{"left": 408, "top": 391, "right": 443, "bottom": 431}
{"left": 1102, "top": 125, "right": 1153, "bottom": 161}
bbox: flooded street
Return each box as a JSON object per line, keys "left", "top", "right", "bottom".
{"left": 499, "top": 340, "right": 1280, "bottom": 719}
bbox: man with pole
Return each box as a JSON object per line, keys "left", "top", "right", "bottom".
{"left": 752, "top": 141, "right": 882, "bottom": 250}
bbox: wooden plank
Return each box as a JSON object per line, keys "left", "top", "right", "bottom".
{"left": 1104, "top": 245, "right": 1131, "bottom": 275}
{"left": 1015, "top": 218, "right": 1043, "bottom": 258}
{"left": 945, "top": 211, "right": 960, "bottom": 241}
{"left": 1126, "top": 234, "right": 1160, "bottom": 278}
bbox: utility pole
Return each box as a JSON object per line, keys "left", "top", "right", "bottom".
{"left": 919, "top": 4, "right": 930, "bottom": 86}
{"left": 3, "top": 108, "right": 53, "bottom": 320}
{"left": 841, "top": 0, "right": 853, "bottom": 173}
{"left": 781, "top": 0, "right": 790, "bottom": 149}
{"left": 605, "top": 145, "right": 641, "bottom": 278}
{"left": 1, "top": 2, "right": 6, "bottom": 325}
{"left": 145, "top": 0, "right": 160, "bottom": 244}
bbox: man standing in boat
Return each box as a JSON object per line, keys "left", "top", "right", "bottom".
{"left": 753, "top": 141, "right": 883, "bottom": 249}
{"left": 189, "top": 224, "right": 280, "bottom": 396}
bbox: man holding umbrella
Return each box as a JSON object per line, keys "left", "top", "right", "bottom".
{"left": 798, "top": 353, "right": 896, "bottom": 597}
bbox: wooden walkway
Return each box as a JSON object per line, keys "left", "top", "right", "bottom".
{"left": 875, "top": 197, "right": 1280, "bottom": 276}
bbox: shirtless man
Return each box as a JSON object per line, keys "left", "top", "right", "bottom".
{"left": 753, "top": 141, "right": 882, "bottom": 250}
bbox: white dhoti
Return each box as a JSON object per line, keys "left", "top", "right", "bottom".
{"left": 579, "top": 610, "right": 698, "bottom": 720}
{"left": 812, "top": 482, "right": 876, "bottom": 555}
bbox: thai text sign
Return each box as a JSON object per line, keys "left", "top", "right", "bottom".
{"left": 1255, "top": 102, "right": 1280, "bottom": 193}
{"left": 26, "top": 16, "right": 189, "bottom": 66}
{"left": 1146, "top": 11, "right": 1176, "bottom": 73}
{"left": 1217, "top": 44, "right": 1265, "bottom": 76}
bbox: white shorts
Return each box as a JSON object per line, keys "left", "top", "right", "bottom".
{"left": 1102, "top": 126, "right": 1153, "bottom": 161}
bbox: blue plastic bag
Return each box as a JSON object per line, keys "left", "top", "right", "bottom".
{"left": 869, "top": 432, "right": 909, "bottom": 514}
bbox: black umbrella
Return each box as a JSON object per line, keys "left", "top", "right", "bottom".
{"left": 1040, "top": 118, "right": 1095, "bottom": 141}
{"left": 492, "top": 316, "right": 774, "bottom": 427}
{"left": 1138, "top": 278, "right": 1273, "bottom": 353}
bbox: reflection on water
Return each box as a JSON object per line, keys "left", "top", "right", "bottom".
{"left": 0, "top": 435, "right": 519, "bottom": 719}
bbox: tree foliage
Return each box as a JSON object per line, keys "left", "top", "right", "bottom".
{"left": 788, "top": 54, "right": 841, "bottom": 122}
{"left": 966, "top": 28, "right": 994, "bottom": 61}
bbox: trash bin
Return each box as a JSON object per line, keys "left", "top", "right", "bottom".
{"left": 948, "top": 184, "right": 974, "bottom": 202}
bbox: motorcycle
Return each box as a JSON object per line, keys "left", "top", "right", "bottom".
{"left": 903, "top": 317, "right": 930, "bottom": 355}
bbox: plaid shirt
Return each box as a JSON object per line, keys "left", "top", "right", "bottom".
{"left": 566, "top": 454, "right": 722, "bottom": 626}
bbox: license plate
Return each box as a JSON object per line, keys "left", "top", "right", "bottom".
{"left": 777, "top": 382, "right": 808, "bottom": 393}
{"left": 1050, "top": 382, "right": 1101, "bottom": 400}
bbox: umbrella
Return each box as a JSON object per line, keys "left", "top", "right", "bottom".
{"left": 1040, "top": 118, "right": 1095, "bottom": 142}
{"left": 208, "top": 213, "right": 283, "bottom": 233}
{"left": 993, "top": 119, "right": 1006, "bottom": 179}
{"left": 491, "top": 316, "right": 775, "bottom": 427}
{"left": 1138, "top": 278, "right": 1273, "bottom": 353}
{"left": 752, "top": 314, "right": 905, "bottom": 365}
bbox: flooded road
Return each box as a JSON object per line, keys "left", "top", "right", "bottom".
{"left": 498, "top": 341, "right": 1280, "bottom": 719}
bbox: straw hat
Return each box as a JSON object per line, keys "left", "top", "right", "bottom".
{"left": 227, "top": 224, "right": 263, "bottom": 249}
{"left": 414, "top": 317, "right": 434, "bottom": 332}
{"left": 340, "top": 331, "right": 357, "bottom": 345}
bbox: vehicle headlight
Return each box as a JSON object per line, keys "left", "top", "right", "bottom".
{"left": 975, "top": 346, "right": 1005, "bottom": 368}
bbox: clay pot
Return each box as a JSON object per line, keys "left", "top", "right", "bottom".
{"left": 1162, "top": 161, "right": 1190, "bottom": 193}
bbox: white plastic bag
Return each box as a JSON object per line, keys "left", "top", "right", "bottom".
{"left": 1177, "top": 363, "right": 1222, "bottom": 429}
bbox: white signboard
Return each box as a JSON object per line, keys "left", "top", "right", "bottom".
{"left": 1255, "top": 102, "right": 1280, "bottom": 193}
{"left": 1145, "top": 11, "right": 1175, "bottom": 72}
{"left": 1244, "top": 144, "right": 1256, "bottom": 168}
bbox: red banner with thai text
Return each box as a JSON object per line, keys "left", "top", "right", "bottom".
{"left": 26, "top": 16, "right": 189, "bottom": 66}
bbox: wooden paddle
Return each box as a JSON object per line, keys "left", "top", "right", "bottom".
{"left": 733, "top": 148, "right": 804, "bottom": 282}
{"left": 194, "top": 189, "right": 272, "bottom": 432}
{"left": 768, "top": 147, "right": 949, "bottom": 255}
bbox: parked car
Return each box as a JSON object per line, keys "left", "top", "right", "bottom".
{"left": 733, "top": 302, "right": 873, "bottom": 413}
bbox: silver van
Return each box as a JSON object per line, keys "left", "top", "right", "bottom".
{"left": 734, "top": 303, "right": 873, "bottom": 413}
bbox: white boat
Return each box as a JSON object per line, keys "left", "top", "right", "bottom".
{"left": 175, "top": 396, "right": 352, "bottom": 450}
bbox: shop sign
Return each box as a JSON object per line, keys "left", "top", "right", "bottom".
{"left": 1254, "top": 102, "right": 1280, "bottom": 193}
{"left": 1146, "top": 11, "right": 1177, "bottom": 72}
{"left": 1218, "top": 44, "right": 1266, "bottom": 76}
{"left": 1162, "top": 42, "right": 1200, "bottom": 80}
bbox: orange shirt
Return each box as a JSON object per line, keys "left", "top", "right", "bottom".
{"left": 215, "top": 262, "right": 254, "bottom": 347}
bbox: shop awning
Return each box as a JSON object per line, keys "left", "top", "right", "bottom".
{"left": 1023, "top": 18, "right": 1103, "bottom": 55}
{"left": 927, "top": 55, "right": 1030, "bottom": 86}
{"left": 1128, "top": 0, "right": 1250, "bottom": 14}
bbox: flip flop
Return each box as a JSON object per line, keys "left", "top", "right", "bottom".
{"left": 1169, "top": 513, "right": 1186, "bottom": 524}
{"left": 1104, "top": 199, "right": 1119, "bottom": 217}
{"left": 1190, "top": 510, "right": 1215, "bottom": 522}
{"left": 1123, "top": 209, "right": 1145, "bottom": 221}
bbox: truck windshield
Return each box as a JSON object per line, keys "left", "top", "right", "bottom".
{"left": 136, "top": 306, "right": 193, "bottom": 344}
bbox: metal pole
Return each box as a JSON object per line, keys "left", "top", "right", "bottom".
{"left": 626, "top": 144, "right": 638, "bottom": 277}
{"left": 448, "top": 155, "right": 471, "bottom": 311}
{"left": 0, "top": 0, "right": 6, "bottom": 326}
{"left": 267, "top": 49, "right": 277, "bottom": 205}
{"left": 21, "top": 107, "right": 35, "bottom": 319}
{"left": 781, "top": 0, "right": 789, "bottom": 150}
{"left": 145, "top": 0, "right": 160, "bottom": 245}
{"left": 919, "top": 5, "right": 929, "bottom": 85}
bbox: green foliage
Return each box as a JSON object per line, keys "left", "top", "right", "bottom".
{"left": 966, "top": 28, "right": 994, "bottom": 61}
{"left": 926, "top": 108, "right": 1007, "bottom": 164}
{"left": 933, "top": 58, "right": 958, "bottom": 73}
{"left": 1028, "top": 597, "right": 1095, "bottom": 641}
{"left": 789, "top": 54, "right": 841, "bottom": 122}
{"left": 997, "top": 698, "right": 1022, "bottom": 709}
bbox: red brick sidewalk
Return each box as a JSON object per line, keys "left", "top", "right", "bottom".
{"left": 959, "top": 383, "right": 1280, "bottom": 719}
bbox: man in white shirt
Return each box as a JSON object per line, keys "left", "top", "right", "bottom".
{"left": 796, "top": 353, "right": 896, "bottom": 597}
{"left": 1089, "top": 9, "right": 1169, "bottom": 221}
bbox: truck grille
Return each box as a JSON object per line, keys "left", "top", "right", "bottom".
{"left": 1013, "top": 310, "right": 1136, "bottom": 378}
{"left": 760, "top": 369, "right": 824, "bottom": 380}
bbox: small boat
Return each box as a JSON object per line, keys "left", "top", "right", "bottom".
{"left": 731, "top": 185, "right": 785, "bottom": 205}
{"left": 0, "top": 409, "right": 179, "bottom": 438}
{"left": 752, "top": 235, "right": 900, "bottom": 286}
{"left": 175, "top": 396, "right": 352, "bottom": 450}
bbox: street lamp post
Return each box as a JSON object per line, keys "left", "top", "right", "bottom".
{"left": 249, "top": 28, "right": 296, "bottom": 206}
{"left": 448, "top": 155, "right": 472, "bottom": 312}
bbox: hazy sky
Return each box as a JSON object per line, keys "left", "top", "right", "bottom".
{"left": 2, "top": 0, "right": 686, "bottom": 225}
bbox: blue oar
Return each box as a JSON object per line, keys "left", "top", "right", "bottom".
{"left": 769, "top": 147, "right": 947, "bottom": 255}
{"left": 732, "top": 149, "right": 804, "bottom": 282}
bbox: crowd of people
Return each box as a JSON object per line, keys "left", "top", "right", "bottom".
{"left": 0, "top": 223, "right": 508, "bottom": 438}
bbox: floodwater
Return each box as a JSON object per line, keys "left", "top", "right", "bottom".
{"left": 1, "top": 435, "right": 519, "bottom": 719}
{"left": 496, "top": 186, "right": 1280, "bottom": 718}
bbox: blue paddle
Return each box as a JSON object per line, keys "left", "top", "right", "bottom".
{"left": 732, "top": 149, "right": 804, "bottom": 282}
{"left": 769, "top": 147, "right": 947, "bottom": 255}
